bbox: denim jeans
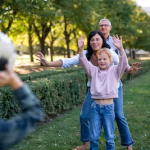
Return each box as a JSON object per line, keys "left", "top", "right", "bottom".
{"left": 90, "top": 102, "right": 115, "bottom": 150}
{"left": 80, "top": 80, "right": 134, "bottom": 146}
{"left": 114, "top": 81, "right": 134, "bottom": 146}
{"left": 80, "top": 89, "right": 94, "bottom": 142}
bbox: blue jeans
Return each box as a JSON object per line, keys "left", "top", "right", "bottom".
{"left": 90, "top": 102, "right": 115, "bottom": 150}
{"left": 80, "top": 80, "right": 134, "bottom": 146}
{"left": 80, "top": 89, "right": 94, "bottom": 142}
{"left": 114, "top": 81, "right": 134, "bottom": 146}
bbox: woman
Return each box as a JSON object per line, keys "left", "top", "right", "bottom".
{"left": 36, "top": 31, "right": 140, "bottom": 150}
{"left": 78, "top": 34, "right": 129, "bottom": 150}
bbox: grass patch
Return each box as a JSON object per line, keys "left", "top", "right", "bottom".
{"left": 11, "top": 71, "right": 150, "bottom": 150}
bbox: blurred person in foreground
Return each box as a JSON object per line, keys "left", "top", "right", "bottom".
{"left": 0, "top": 32, "right": 43, "bottom": 150}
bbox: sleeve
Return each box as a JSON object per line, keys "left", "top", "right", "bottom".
{"left": 79, "top": 51, "right": 93, "bottom": 78}
{"left": 110, "top": 48, "right": 131, "bottom": 72}
{"left": 60, "top": 50, "right": 87, "bottom": 68}
{"left": 109, "top": 49, "right": 119, "bottom": 65}
{"left": 117, "top": 50, "right": 128, "bottom": 79}
{"left": 0, "top": 84, "right": 43, "bottom": 150}
{"left": 124, "top": 64, "right": 131, "bottom": 73}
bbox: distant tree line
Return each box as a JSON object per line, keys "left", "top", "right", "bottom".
{"left": 0, "top": 0, "right": 150, "bottom": 61}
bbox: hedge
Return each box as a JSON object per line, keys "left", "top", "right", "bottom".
{"left": 1, "top": 60, "right": 150, "bottom": 119}
{"left": 19, "top": 66, "right": 83, "bottom": 82}
{"left": 0, "top": 70, "right": 86, "bottom": 119}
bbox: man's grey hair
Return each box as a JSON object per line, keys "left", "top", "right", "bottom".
{"left": 99, "top": 19, "right": 111, "bottom": 26}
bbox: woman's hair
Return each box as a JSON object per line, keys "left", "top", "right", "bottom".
{"left": 96, "top": 48, "right": 113, "bottom": 63}
{"left": 86, "top": 30, "right": 110, "bottom": 60}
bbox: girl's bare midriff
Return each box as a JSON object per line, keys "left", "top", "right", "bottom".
{"left": 94, "top": 98, "right": 113, "bottom": 105}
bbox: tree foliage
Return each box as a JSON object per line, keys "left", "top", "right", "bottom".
{"left": 0, "top": 0, "right": 150, "bottom": 60}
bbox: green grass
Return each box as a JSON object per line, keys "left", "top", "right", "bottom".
{"left": 11, "top": 71, "right": 150, "bottom": 150}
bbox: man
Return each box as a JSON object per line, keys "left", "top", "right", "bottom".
{"left": 100, "top": 19, "right": 131, "bottom": 55}
{"left": 99, "top": 19, "right": 141, "bottom": 72}
{"left": 0, "top": 32, "right": 43, "bottom": 150}
{"left": 99, "top": 19, "right": 116, "bottom": 49}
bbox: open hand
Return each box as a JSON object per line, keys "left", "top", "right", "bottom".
{"left": 78, "top": 35, "right": 86, "bottom": 52}
{"left": 128, "top": 62, "right": 142, "bottom": 74}
{"left": 35, "top": 52, "right": 49, "bottom": 66}
{"left": 112, "top": 35, "right": 123, "bottom": 51}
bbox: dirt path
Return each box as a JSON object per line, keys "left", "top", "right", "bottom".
{"left": 14, "top": 62, "right": 52, "bottom": 74}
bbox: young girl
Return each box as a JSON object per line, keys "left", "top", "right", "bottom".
{"left": 78, "top": 34, "right": 128, "bottom": 150}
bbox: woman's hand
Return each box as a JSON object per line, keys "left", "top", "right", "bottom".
{"left": 35, "top": 52, "right": 49, "bottom": 66}
{"left": 128, "top": 62, "right": 142, "bottom": 74}
{"left": 78, "top": 35, "right": 86, "bottom": 52}
{"left": 112, "top": 35, "right": 123, "bottom": 51}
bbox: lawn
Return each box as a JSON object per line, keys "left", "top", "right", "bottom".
{"left": 11, "top": 67, "right": 150, "bottom": 150}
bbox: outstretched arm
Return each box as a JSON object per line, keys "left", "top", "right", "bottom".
{"left": 112, "top": 35, "right": 128, "bottom": 78}
{"left": 127, "top": 62, "right": 142, "bottom": 74}
{"left": 35, "top": 51, "right": 83, "bottom": 68}
{"left": 35, "top": 52, "right": 63, "bottom": 67}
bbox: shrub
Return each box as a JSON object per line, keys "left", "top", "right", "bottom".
{"left": 0, "top": 70, "right": 86, "bottom": 119}
{"left": 19, "top": 67, "right": 83, "bottom": 82}
{"left": 1, "top": 60, "right": 150, "bottom": 119}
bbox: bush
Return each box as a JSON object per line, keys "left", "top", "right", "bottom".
{"left": 19, "top": 67, "right": 83, "bottom": 82}
{"left": 0, "top": 70, "right": 86, "bottom": 119}
{"left": 30, "top": 71, "right": 86, "bottom": 118}
{"left": 1, "top": 60, "right": 150, "bottom": 119}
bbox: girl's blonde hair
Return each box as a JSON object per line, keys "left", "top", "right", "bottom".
{"left": 96, "top": 48, "right": 113, "bottom": 63}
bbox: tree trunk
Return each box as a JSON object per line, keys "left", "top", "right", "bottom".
{"left": 129, "top": 49, "right": 133, "bottom": 59}
{"left": 63, "top": 49, "right": 66, "bottom": 57}
{"left": 40, "top": 39, "right": 45, "bottom": 56}
{"left": 28, "top": 24, "right": 34, "bottom": 62}
{"left": 50, "top": 43, "right": 54, "bottom": 61}
{"left": 66, "top": 36, "right": 70, "bottom": 58}
{"left": 64, "top": 16, "right": 70, "bottom": 58}
{"left": 132, "top": 49, "right": 136, "bottom": 60}
{"left": 40, "top": 40, "right": 45, "bottom": 66}
{"left": 33, "top": 22, "right": 51, "bottom": 65}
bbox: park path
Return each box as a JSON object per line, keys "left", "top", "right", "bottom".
{"left": 14, "top": 61, "right": 53, "bottom": 74}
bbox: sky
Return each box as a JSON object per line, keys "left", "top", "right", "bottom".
{"left": 135, "top": 0, "right": 150, "bottom": 7}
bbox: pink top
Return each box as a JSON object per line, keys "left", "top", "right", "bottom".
{"left": 79, "top": 50, "right": 128, "bottom": 99}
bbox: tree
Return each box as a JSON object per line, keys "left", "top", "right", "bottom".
{"left": 28, "top": 23, "right": 34, "bottom": 62}
{"left": 0, "top": 0, "right": 20, "bottom": 33}
{"left": 46, "top": 23, "right": 61, "bottom": 61}
{"left": 55, "top": 0, "right": 100, "bottom": 57}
